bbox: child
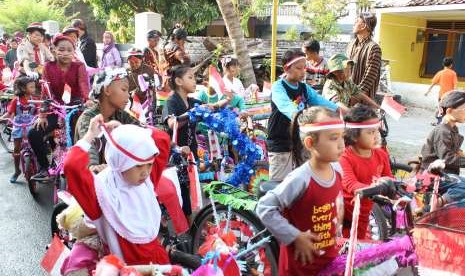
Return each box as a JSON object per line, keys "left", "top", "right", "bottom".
{"left": 29, "top": 34, "right": 90, "bottom": 181}
{"left": 257, "top": 106, "right": 345, "bottom": 275}
{"left": 421, "top": 91, "right": 465, "bottom": 176}
{"left": 143, "top": 29, "right": 162, "bottom": 74}
{"left": 5, "top": 38, "right": 18, "bottom": 71}
{"left": 0, "top": 76, "right": 38, "bottom": 182}
{"left": 339, "top": 104, "right": 393, "bottom": 239}
{"left": 222, "top": 57, "right": 246, "bottom": 100}
{"left": 323, "top": 54, "right": 379, "bottom": 110}
{"left": 425, "top": 57, "right": 458, "bottom": 125}
{"left": 64, "top": 114, "right": 171, "bottom": 265}
{"left": 302, "top": 39, "right": 329, "bottom": 92}
{"left": 75, "top": 67, "right": 140, "bottom": 173}
{"left": 267, "top": 49, "right": 340, "bottom": 182}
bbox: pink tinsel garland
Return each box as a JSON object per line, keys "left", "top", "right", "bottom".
{"left": 318, "top": 235, "right": 417, "bottom": 275}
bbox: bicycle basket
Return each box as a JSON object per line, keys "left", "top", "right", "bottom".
{"left": 413, "top": 200, "right": 465, "bottom": 275}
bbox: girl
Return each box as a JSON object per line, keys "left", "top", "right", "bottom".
{"left": 257, "top": 106, "right": 345, "bottom": 275}
{"left": 100, "top": 31, "right": 122, "bottom": 69}
{"left": 267, "top": 49, "right": 340, "bottom": 182}
{"left": 75, "top": 67, "right": 139, "bottom": 173}
{"left": 64, "top": 115, "right": 171, "bottom": 265}
{"left": 222, "top": 57, "right": 245, "bottom": 98}
{"left": 28, "top": 34, "right": 90, "bottom": 181}
{"left": 0, "top": 76, "right": 38, "bottom": 183}
{"left": 323, "top": 54, "right": 379, "bottom": 110}
{"left": 340, "top": 104, "right": 392, "bottom": 239}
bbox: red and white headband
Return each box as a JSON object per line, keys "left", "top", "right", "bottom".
{"left": 345, "top": 119, "right": 380, "bottom": 129}
{"left": 300, "top": 120, "right": 345, "bottom": 133}
{"left": 100, "top": 124, "right": 156, "bottom": 163}
{"left": 284, "top": 56, "right": 306, "bottom": 70}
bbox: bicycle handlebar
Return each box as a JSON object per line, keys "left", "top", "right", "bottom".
{"left": 125, "top": 264, "right": 190, "bottom": 276}
{"left": 356, "top": 180, "right": 409, "bottom": 199}
{"left": 6, "top": 116, "right": 37, "bottom": 128}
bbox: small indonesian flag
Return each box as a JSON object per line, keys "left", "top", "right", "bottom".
{"left": 208, "top": 65, "right": 226, "bottom": 96}
{"left": 41, "top": 236, "right": 70, "bottom": 275}
{"left": 208, "top": 130, "right": 222, "bottom": 161}
{"left": 62, "top": 83, "right": 71, "bottom": 104}
{"left": 187, "top": 152, "right": 203, "bottom": 211}
{"left": 132, "top": 94, "right": 146, "bottom": 124}
{"left": 381, "top": 95, "right": 406, "bottom": 121}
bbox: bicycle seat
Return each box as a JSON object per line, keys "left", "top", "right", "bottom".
{"left": 258, "top": 180, "right": 280, "bottom": 198}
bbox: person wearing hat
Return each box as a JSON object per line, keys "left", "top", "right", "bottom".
{"left": 71, "top": 19, "right": 97, "bottom": 68}
{"left": 143, "top": 30, "right": 162, "bottom": 74}
{"left": 126, "top": 48, "right": 156, "bottom": 115}
{"left": 322, "top": 53, "right": 379, "bottom": 109}
{"left": 346, "top": 12, "right": 381, "bottom": 100}
{"left": 63, "top": 26, "right": 88, "bottom": 67}
{"left": 163, "top": 27, "right": 191, "bottom": 69}
{"left": 17, "top": 22, "right": 54, "bottom": 77}
{"left": 421, "top": 90, "right": 465, "bottom": 176}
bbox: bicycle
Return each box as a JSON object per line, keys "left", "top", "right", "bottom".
{"left": 6, "top": 117, "right": 39, "bottom": 195}
{"left": 0, "top": 90, "right": 15, "bottom": 153}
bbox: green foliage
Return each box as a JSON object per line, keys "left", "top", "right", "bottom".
{"left": 284, "top": 25, "right": 299, "bottom": 41}
{"left": 0, "top": 0, "right": 69, "bottom": 34}
{"left": 301, "top": 0, "right": 349, "bottom": 42}
{"left": 81, "top": 0, "right": 219, "bottom": 43}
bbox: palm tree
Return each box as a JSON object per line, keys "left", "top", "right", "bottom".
{"left": 215, "top": 0, "right": 256, "bottom": 86}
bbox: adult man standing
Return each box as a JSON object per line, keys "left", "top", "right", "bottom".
{"left": 71, "top": 19, "right": 97, "bottom": 68}
{"left": 347, "top": 12, "right": 382, "bottom": 100}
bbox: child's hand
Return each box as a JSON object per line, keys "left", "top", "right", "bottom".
{"left": 83, "top": 114, "right": 104, "bottom": 143}
{"left": 180, "top": 146, "right": 191, "bottom": 157}
{"left": 293, "top": 230, "right": 321, "bottom": 265}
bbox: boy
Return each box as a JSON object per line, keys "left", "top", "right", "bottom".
{"left": 322, "top": 54, "right": 379, "bottom": 109}
{"left": 425, "top": 57, "right": 458, "bottom": 125}
{"left": 302, "top": 39, "right": 329, "bottom": 92}
{"left": 5, "top": 38, "right": 18, "bottom": 71}
{"left": 421, "top": 91, "right": 465, "bottom": 175}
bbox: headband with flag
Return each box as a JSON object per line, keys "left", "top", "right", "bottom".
{"left": 300, "top": 120, "right": 345, "bottom": 133}
{"left": 99, "top": 124, "right": 156, "bottom": 163}
{"left": 284, "top": 56, "right": 306, "bottom": 70}
{"left": 345, "top": 119, "right": 381, "bottom": 129}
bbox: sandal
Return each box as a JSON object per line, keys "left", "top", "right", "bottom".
{"left": 9, "top": 171, "right": 21, "bottom": 183}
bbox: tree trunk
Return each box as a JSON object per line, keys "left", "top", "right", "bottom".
{"left": 215, "top": 0, "right": 256, "bottom": 86}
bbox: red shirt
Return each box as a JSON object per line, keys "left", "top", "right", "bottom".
{"left": 43, "top": 61, "right": 89, "bottom": 103}
{"left": 340, "top": 147, "right": 392, "bottom": 238}
{"left": 64, "top": 128, "right": 171, "bottom": 265}
{"left": 7, "top": 96, "right": 39, "bottom": 115}
{"left": 280, "top": 172, "right": 342, "bottom": 275}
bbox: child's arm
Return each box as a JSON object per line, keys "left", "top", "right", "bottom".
{"left": 425, "top": 73, "right": 440, "bottom": 96}
{"left": 436, "top": 130, "right": 465, "bottom": 168}
{"left": 340, "top": 155, "right": 370, "bottom": 194}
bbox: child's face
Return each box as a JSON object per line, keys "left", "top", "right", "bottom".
{"left": 121, "top": 162, "right": 154, "bottom": 185}
{"left": 29, "top": 31, "right": 43, "bottom": 46}
{"left": 226, "top": 65, "right": 239, "bottom": 77}
{"left": 55, "top": 40, "right": 74, "bottom": 64}
{"left": 25, "top": 82, "right": 36, "bottom": 95}
{"left": 354, "top": 126, "right": 379, "bottom": 150}
{"left": 10, "top": 41, "right": 18, "bottom": 49}
{"left": 128, "top": 57, "right": 142, "bottom": 70}
{"left": 103, "top": 33, "right": 112, "bottom": 45}
{"left": 285, "top": 59, "right": 306, "bottom": 83}
{"left": 105, "top": 78, "right": 130, "bottom": 110}
{"left": 147, "top": 37, "right": 159, "bottom": 48}
{"left": 305, "top": 115, "right": 345, "bottom": 162}
{"left": 303, "top": 49, "right": 318, "bottom": 61}
{"left": 176, "top": 69, "right": 196, "bottom": 93}
{"left": 448, "top": 103, "right": 465, "bottom": 123}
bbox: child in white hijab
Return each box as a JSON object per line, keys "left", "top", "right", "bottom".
{"left": 64, "top": 114, "right": 171, "bottom": 265}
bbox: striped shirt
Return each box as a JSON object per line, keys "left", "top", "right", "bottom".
{"left": 347, "top": 36, "right": 382, "bottom": 99}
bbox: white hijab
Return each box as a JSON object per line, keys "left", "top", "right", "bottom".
{"left": 94, "top": 124, "right": 161, "bottom": 244}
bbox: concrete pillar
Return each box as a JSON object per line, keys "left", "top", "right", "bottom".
{"left": 134, "top": 12, "right": 162, "bottom": 49}
{"left": 42, "top": 20, "right": 60, "bottom": 35}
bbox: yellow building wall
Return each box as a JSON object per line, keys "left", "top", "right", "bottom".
{"left": 379, "top": 13, "right": 465, "bottom": 87}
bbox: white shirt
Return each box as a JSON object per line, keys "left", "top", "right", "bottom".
{"left": 223, "top": 76, "right": 245, "bottom": 97}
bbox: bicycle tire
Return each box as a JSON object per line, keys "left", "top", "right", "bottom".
{"left": 0, "top": 123, "right": 13, "bottom": 153}
{"left": 190, "top": 203, "right": 279, "bottom": 276}
{"left": 23, "top": 154, "right": 39, "bottom": 198}
{"left": 368, "top": 203, "right": 389, "bottom": 241}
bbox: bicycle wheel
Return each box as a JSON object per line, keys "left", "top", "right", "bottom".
{"left": 0, "top": 122, "right": 13, "bottom": 153}
{"left": 23, "top": 154, "right": 39, "bottom": 197}
{"left": 51, "top": 201, "right": 74, "bottom": 249}
{"left": 191, "top": 203, "right": 279, "bottom": 276}
{"left": 368, "top": 203, "right": 389, "bottom": 241}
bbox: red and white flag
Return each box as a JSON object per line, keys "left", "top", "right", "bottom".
{"left": 41, "top": 236, "right": 70, "bottom": 275}
{"left": 262, "top": 81, "right": 272, "bottom": 97}
{"left": 62, "top": 83, "right": 72, "bottom": 104}
{"left": 381, "top": 95, "right": 406, "bottom": 121}
{"left": 209, "top": 65, "right": 226, "bottom": 96}
{"left": 187, "top": 152, "right": 203, "bottom": 211}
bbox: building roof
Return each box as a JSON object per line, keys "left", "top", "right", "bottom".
{"left": 376, "top": 0, "right": 465, "bottom": 8}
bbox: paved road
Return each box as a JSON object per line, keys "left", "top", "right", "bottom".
{"left": 0, "top": 150, "right": 52, "bottom": 275}
{"left": 0, "top": 106, "right": 459, "bottom": 275}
